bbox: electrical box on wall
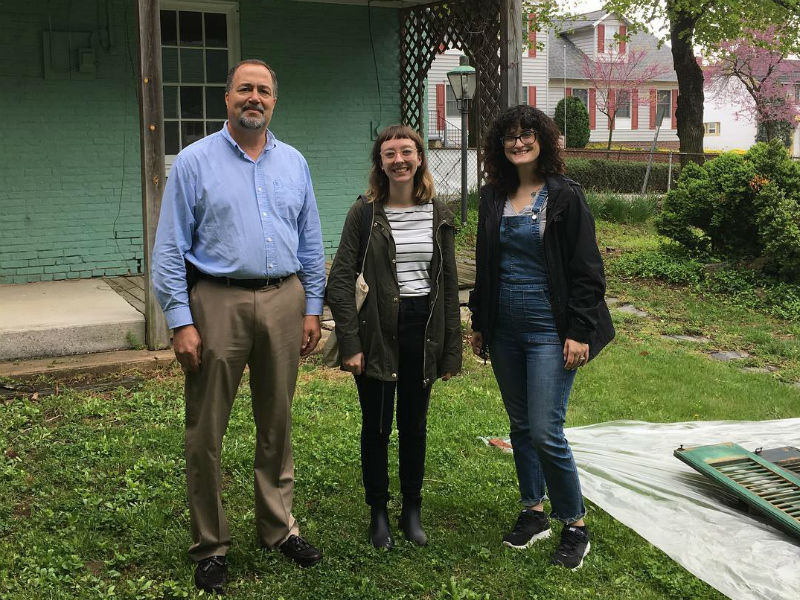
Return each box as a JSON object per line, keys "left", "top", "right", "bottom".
{"left": 43, "top": 31, "right": 96, "bottom": 80}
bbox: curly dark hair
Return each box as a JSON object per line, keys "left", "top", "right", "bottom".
{"left": 483, "top": 105, "right": 565, "bottom": 195}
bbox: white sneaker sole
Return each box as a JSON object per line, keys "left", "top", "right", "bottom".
{"left": 560, "top": 540, "right": 591, "bottom": 570}
{"left": 502, "top": 527, "right": 552, "bottom": 549}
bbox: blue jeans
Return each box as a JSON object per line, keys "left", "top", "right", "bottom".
{"left": 490, "top": 286, "right": 586, "bottom": 523}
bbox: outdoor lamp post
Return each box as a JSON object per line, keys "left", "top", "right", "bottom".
{"left": 447, "top": 56, "right": 477, "bottom": 225}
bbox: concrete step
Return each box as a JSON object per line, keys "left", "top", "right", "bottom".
{"left": 0, "top": 279, "right": 145, "bottom": 361}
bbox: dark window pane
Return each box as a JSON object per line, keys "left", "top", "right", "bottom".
{"left": 207, "top": 121, "right": 226, "bottom": 136}
{"left": 204, "top": 13, "right": 227, "bottom": 47}
{"left": 163, "top": 86, "right": 178, "bottom": 119}
{"left": 160, "top": 10, "right": 177, "bottom": 46}
{"left": 180, "top": 48, "right": 204, "bottom": 83}
{"left": 181, "top": 121, "right": 205, "bottom": 148}
{"left": 162, "top": 47, "right": 178, "bottom": 82}
{"left": 164, "top": 121, "right": 179, "bottom": 154}
{"left": 178, "top": 11, "right": 202, "bottom": 46}
{"left": 180, "top": 86, "right": 203, "bottom": 119}
{"left": 205, "top": 49, "right": 228, "bottom": 83}
{"left": 205, "top": 87, "right": 227, "bottom": 119}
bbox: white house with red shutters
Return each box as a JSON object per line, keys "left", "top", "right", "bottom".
{"left": 427, "top": 10, "right": 682, "bottom": 148}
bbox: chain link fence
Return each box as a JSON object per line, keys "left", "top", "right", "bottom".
{"left": 427, "top": 141, "right": 719, "bottom": 196}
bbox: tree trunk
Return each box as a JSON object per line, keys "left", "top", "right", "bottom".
{"left": 667, "top": 2, "right": 705, "bottom": 166}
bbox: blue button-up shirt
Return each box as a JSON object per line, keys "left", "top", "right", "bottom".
{"left": 152, "top": 124, "right": 326, "bottom": 329}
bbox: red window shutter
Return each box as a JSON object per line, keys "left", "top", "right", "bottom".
{"left": 631, "top": 89, "right": 639, "bottom": 129}
{"left": 528, "top": 14, "right": 537, "bottom": 57}
{"left": 528, "top": 86, "right": 537, "bottom": 107}
{"left": 566, "top": 87, "right": 572, "bottom": 97}
{"left": 435, "top": 84, "right": 445, "bottom": 130}
{"left": 589, "top": 88, "right": 596, "bottom": 129}
{"left": 597, "top": 24, "right": 605, "bottom": 53}
{"left": 649, "top": 89, "right": 657, "bottom": 128}
{"left": 619, "top": 25, "right": 627, "bottom": 54}
{"left": 672, "top": 89, "right": 678, "bottom": 129}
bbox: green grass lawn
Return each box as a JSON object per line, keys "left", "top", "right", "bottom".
{"left": 2, "top": 207, "right": 799, "bottom": 599}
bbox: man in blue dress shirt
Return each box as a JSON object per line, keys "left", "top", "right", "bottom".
{"left": 152, "top": 59, "right": 326, "bottom": 593}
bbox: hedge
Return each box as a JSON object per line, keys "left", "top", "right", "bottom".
{"left": 565, "top": 158, "right": 679, "bottom": 193}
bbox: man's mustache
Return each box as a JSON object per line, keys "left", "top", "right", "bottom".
{"left": 242, "top": 104, "right": 264, "bottom": 114}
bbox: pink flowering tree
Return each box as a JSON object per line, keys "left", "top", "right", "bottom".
{"left": 581, "top": 48, "right": 671, "bottom": 150}
{"left": 704, "top": 26, "right": 800, "bottom": 143}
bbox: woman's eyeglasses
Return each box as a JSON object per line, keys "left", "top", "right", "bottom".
{"left": 501, "top": 130, "right": 537, "bottom": 148}
{"left": 380, "top": 148, "right": 417, "bottom": 161}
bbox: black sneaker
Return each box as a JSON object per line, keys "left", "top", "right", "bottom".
{"left": 194, "top": 555, "right": 227, "bottom": 594}
{"left": 550, "top": 525, "right": 591, "bottom": 570}
{"left": 278, "top": 534, "right": 323, "bottom": 567}
{"left": 502, "top": 509, "right": 551, "bottom": 549}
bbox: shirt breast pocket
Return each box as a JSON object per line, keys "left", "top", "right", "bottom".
{"left": 273, "top": 179, "right": 305, "bottom": 220}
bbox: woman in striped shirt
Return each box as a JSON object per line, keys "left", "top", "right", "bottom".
{"left": 327, "top": 125, "right": 462, "bottom": 550}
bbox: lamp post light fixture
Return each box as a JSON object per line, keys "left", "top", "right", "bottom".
{"left": 447, "top": 56, "right": 477, "bottom": 225}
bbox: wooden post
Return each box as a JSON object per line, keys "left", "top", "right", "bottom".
{"left": 500, "top": 0, "right": 523, "bottom": 109}
{"left": 136, "top": 0, "right": 169, "bottom": 350}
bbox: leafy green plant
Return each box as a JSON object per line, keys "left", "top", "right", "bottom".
{"left": 586, "top": 193, "right": 659, "bottom": 224}
{"left": 657, "top": 140, "right": 800, "bottom": 280}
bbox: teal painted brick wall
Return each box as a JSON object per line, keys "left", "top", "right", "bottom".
{"left": 0, "top": 0, "right": 143, "bottom": 284}
{"left": 239, "top": 0, "right": 401, "bottom": 256}
{"left": 0, "top": 0, "right": 400, "bottom": 283}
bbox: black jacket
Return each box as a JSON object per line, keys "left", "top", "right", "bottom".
{"left": 327, "top": 197, "right": 462, "bottom": 384}
{"left": 468, "top": 174, "right": 614, "bottom": 362}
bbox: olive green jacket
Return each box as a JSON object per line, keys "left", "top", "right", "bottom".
{"left": 326, "top": 196, "right": 462, "bottom": 385}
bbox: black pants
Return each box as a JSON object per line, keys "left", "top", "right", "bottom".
{"left": 355, "top": 296, "right": 433, "bottom": 507}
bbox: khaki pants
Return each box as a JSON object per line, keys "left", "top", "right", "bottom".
{"left": 184, "top": 275, "right": 305, "bottom": 561}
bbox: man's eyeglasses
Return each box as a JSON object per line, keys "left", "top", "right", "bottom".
{"left": 381, "top": 148, "right": 417, "bottom": 161}
{"left": 501, "top": 130, "right": 537, "bottom": 148}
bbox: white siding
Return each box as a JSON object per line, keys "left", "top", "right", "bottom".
{"left": 703, "top": 79, "right": 757, "bottom": 151}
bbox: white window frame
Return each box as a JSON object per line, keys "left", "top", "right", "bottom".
{"left": 161, "top": 0, "right": 240, "bottom": 171}
{"left": 703, "top": 122, "right": 720, "bottom": 136}
{"left": 615, "top": 89, "right": 631, "bottom": 120}
{"left": 604, "top": 24, "right": 619, "bottom": 56}
{"left": 445, "top": 84, "right": 460, "bottom": 118}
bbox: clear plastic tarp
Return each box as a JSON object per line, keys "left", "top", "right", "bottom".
{"left": 565, "top": 419, "right": 800, "bottom": 600}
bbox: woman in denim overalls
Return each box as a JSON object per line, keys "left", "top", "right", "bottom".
{"left": 469, "top": 106, "right": 614, "bottom": 570}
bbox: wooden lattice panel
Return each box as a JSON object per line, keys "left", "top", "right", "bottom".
{"left": 400, "top": 0, "right": 502, "bottom": 188}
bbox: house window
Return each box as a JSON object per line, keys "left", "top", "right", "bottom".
{"left": 795, "top": 84, "right": 800, "bottom": 103}
{"left": 446, "top": 85, "right": 460, "bottom": 117}
{"left": 604, "top": 25, "right": 618, "bottom": 53}
{"left": 657, "top": 90, "right": 672, "bottom": 125}
{"left": 616, "top": 90, "right": 631, "bottom": 118}
{"left": 160, "top": 2, "right": 239, "bottom": 158}
{"left": 572, "top": 88, "right": 589, "bottom": 107}
{"left": 703, "top": 122, "right": 721, "bottom": 136}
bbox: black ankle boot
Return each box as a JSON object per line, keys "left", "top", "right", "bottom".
{"left": 399, "top": 497, "right": 428, "bottom": 546}
{"left": 369, "top": 505, "right": 394, "bottom": 549}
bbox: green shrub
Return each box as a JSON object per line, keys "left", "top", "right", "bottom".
{"left": 656, "top": 140, "right": 800, "bottom": 281}
{"left": 610, "top": 248, "right": 704, "bottom": 285}
{"left": 566, "top": 158, "right": 677, "bottom": 193}
{"left": 585, "top": 192, "right": 659, "bottom": 224}
{"left": 554, "top": 96, "right": 590, "bottom": 148}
